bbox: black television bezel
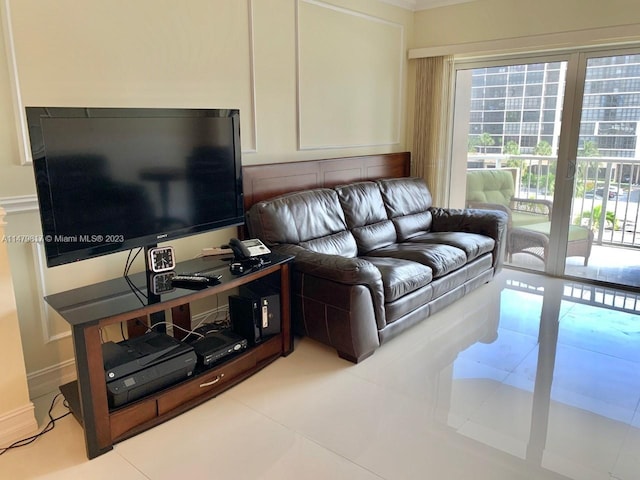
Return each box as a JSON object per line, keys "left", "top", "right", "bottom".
{"left": 27, "top": 107, "right": 244, "bottom": 268}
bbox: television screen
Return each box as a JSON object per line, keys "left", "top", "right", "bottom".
{"left": 27, "top": 107, "right": 243, "bottom": 267}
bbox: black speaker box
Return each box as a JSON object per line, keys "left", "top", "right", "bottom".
{"left": 229, "top": 286, "right": 280, "bottom": 345}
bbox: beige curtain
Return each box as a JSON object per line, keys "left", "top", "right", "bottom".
{"left": 412, "top": 55, "right": 454, "bottom": 206}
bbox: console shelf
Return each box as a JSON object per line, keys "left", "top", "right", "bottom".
{"left": 48, "top": 253, "right": 293, "bottom": 459}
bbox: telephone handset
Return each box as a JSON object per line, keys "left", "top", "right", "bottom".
{"left": 228, "top": 238, "right": 271, "bottom": 260}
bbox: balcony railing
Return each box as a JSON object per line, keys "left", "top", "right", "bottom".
{"left": 468, "top": 153, "right": 640, "bottom": 248}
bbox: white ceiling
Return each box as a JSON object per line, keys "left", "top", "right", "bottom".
{"left": 378, "top": 0, "right": 477, "bottom": 11}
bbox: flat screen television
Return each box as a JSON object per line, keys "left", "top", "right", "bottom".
{"left": 26, "top": 107, "right": 243, "bottom": 268}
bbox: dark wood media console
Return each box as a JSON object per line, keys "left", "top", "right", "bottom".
{"left": 51, "top": 253, "right": 293, "bottom": 459}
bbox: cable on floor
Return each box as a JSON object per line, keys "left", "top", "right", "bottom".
{"left": 0, "top": 393, "right": 71, "bottom": 456}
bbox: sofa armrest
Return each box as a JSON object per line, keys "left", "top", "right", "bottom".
{"left": 273, "top": 244, "right": 381, "bottom": 285}
{"left": 290, "top": 273, "right": 381, "bottom": 362}
{"left": 272, "top": 244, "right": 387, "bottom": 328}
{"left": 429, "top": 208, "right": 509, "bottom": 272}
{"left": 430, "top": 208, "right": 508, "bottom": 238}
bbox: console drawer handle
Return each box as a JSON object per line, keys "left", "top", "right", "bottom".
{"left": 200, "top": 374, "right": 224, "bottom": 387}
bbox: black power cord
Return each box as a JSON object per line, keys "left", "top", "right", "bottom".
{"left": 0, "top": 393, "right": 71, "bottom": 456}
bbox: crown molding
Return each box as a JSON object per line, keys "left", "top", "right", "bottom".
{"left": 377, "top": 0, "right": 476, "bottom": 11}
{"left": 377, "top": 0, "right": 417, "bottom": 11}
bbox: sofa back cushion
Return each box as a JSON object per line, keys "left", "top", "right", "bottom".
{"left": 377, "top": 177, "right": 434, "bottom": 241}
{"left": 247, "top": 188, "right": 358, "bottom": 257}
{"left": 334, "top": 182, "right": 397, "bottom": 254}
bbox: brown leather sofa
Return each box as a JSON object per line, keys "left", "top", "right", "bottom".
{"left": 246, "top": 177, "right": 508, "bottom": 363}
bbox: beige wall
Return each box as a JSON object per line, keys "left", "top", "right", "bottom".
{"left": 0, "top": 0, "right": 413, "bottom": 419}
{"left": 413, "top": 0, "right": 640, "bottom": 50}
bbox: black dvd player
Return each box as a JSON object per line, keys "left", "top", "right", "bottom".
{"left": 102, "top": 331, "right": 197, "bottom": 408}
{"left": 186, "top": 329, "right": 248, "bottom": 366}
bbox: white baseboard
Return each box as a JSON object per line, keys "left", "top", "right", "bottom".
{"left": 0, "top": 403, "right": 38, "bottom": 447}
{"left": 27, "top": 358, "right": 77, "bottom": 400}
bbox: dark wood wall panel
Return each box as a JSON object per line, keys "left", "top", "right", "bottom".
{"left": 242, "top": 152, "right": 411, "bottom": 211}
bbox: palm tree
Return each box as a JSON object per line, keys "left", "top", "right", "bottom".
{"left": 577, "top": 204, "right": 618, "bottom": 231}
{"left": 534, "top": 141, "right": 552, "bottom": 156}
{"left": 576, "top": 140, "right": 601, "bottom": 196}
{"left": 503, "top": 140, "right": 520, "bottom": 155}
{"left": 477, "top": 132, "right": 495, "bottom": 153}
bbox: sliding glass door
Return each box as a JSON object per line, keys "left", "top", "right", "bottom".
{"left": 452, "top": 55, "right": 570, "bottom": 273}
{"left": 452, "top": 47, "right": 640, "bottom": 288}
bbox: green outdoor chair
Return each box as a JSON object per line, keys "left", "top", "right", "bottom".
{"left": 466, "top": 169, "right": 593, "bottom": 266}
{"left": 466, "top": 168, "right": 552, "bottom": 228}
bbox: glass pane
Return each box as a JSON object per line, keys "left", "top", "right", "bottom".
{"left": 566, "top": 53, "right": 640, "bottom": 287}
{"left": 456, "top": 61, "right": 567, "bottom": 273}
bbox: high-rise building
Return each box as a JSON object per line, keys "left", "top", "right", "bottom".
{"left": 581, "top": 55, "right": 640, "bottom": 159}
{"left": 469, "top": 55, "right": 640, "bottom": 160}
{"left": 469, "top": 62, "right": 564, "bottom": 155}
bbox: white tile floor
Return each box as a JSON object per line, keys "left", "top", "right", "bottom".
{"left": 512, "top": 243, "right": 640, "bottom": 288}
{"left": 2, "top": 268, "right": 640, "bottom": 479}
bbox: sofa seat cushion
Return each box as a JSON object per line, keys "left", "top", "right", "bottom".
{"left": 407, "top": 231, "right": 495, "bottom": 262}
{"left": 363, "top": 257, "right": 433, "bottom": 302}
{"left": 366, "top": 243, "right": 467, "bottom": 278}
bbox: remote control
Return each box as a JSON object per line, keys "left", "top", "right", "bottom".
{"left": 171, "top": 273, "right": 222, "bottom": 285}
{"left": 170, "top": 275, "right": 210, "bottom": 289}
{"left": 172, "top": 275, "right": 209, "bottom": 283}
{"left": 199, "top": 274, "right": 223, "bottom": 284}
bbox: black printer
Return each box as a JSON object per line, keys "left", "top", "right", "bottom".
{"left": 102, "top": 331, "right": 197, "bottom": 408}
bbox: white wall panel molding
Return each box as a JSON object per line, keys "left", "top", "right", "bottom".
{"left": 32, "top": 243, "right": 71, "bottom": 344}
{"left": 245, "top": 0, "right": 258, "bottom": 153}
{"left": 296, "top": 0, "right": 404, "bottom": 150}
{"left": 1, "top": 0, "right": 29, "bottom": 165}
{"left": 0, "top": 200, "right": 72, "bottom": 349}
{"left": 5, "top": 0, "right": 258, "bottom": 154}
{"left": 0, "top": 194, "right": 38, "bottom": 214}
